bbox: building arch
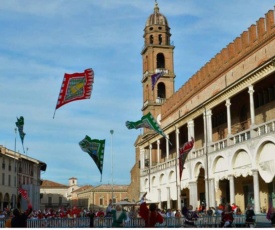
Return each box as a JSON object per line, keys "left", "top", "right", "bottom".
{"left": 150, "top": 35, "right": 153, "bottom": 44}
{"left": 157, "top": 82, "right": 166, "bottom": 99}
{"left": 193, "top": 161, "right": 204, "bottom": 180}
{"left": 3, "top": 193, "right": 10, "bottom": 209}
{"left": 256, "top": 140, "right": 275, "bottom": 183}
{"left": 232, "top": 149, "right": 252, "bottom": 178}
{"left": 159, "top": 173, "right": 165, "bottom": 185}
{"left": 144, "top": 178, "right": 149, "bottom": 189}
{"left": 152, "top": 176, "right": 156, "bottom": 187}
{"left": 181, "top": 167, "right": 190, "bottom": 189}
{"left": 168, "top": 170, "right": 175, "bottom": 183}
{"left": 212, "top": 156, "right": 228, "bottom": 181}
{"left": 156, "top": 53, "right": 165, "bottom": 68}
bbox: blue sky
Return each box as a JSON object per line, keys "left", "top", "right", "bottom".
{"left": 0, "top": 0, "right": 274, "bottom": 187}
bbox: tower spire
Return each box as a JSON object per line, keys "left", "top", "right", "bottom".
{"left": 154, "top": 0, "right": 159, "bottom": 13}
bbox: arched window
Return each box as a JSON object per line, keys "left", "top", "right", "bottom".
{"left": 158, "top": 34, "right": 162, "bottom": 45}
{"left": 157, "top": 82, "right": 166, "bottom": 99}
{"left": 156, "top": 53, "right": 165, "bottom": 68}
{"left": 150, "top": 35, "right": 153, "bottom": 44}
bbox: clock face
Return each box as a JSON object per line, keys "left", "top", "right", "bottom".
{"left": 157, "top": 114, "right": 161, "bottom": 125}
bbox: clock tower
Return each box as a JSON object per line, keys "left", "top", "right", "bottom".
{"left": 141, "top": 1, "right": 175, "bottom": 124}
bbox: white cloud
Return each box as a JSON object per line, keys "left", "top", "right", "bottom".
{"left": 1, "top": 0, "right": 274, "bottom": 186}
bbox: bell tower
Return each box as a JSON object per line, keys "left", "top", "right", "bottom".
{"left": 141, "top": 1, "right": 175, "bottom": 122}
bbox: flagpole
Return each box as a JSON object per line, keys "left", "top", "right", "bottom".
{"left": 110, "top": 130, "right": 114, "bottom": 202}
{"left": 204, "top": 106, "right": 210, "bottom": 210}
{"left": 14, "top": 127, "right": 18, "bottom": 209}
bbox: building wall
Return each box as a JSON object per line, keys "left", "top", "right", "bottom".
{"left": 134, "top": 4, "right": 275, "bottom": 214}
{"left": 0, "top": 146, "right": 45, "bottom": 210}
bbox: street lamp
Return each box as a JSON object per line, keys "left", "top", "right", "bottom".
{"left": 110, "top": 130, "right": 114, "bottom": 202}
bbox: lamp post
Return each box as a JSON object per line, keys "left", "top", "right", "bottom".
{"left": 204, "top": 107, "right": 211, "bottom": 209}
{"left": 110, "top": 130, "right": 114, "bottom": 202}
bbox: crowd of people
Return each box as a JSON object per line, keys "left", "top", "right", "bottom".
{"left": 1, "top": 195, "right": 275, "bottom": 228}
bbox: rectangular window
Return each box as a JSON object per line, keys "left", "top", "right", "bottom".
{"left": 100, "top": 198, "right": 103, "bottom": 206}
{"left": 8, "top": 175, "right": 11, "bottom": 186}
{"left": 2, "top": 173, "right": 5, "bottom": 185}
{"left": 48, "top": 197, "right": 52, "bottom": 205}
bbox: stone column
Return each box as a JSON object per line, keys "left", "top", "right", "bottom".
{"left": 225, "top": 99, "right": 232, "bottom": 136}
{"left": 248, "top": 85, "right": 255, "bottom": 126}
{"left": 252, "top": 170, "right": 260, "bottom": 214}
{"left": 204, "top": 175, "right": 210, "bottom": 208}
{"left": 167, "top": 187, "right": 171, "bottom": 209}
{"left": 177, "top": 185, "right": 181, "bottom": 210}
{"left": 189, "top": 181, "right": 198, "bottom": 209}
{"left": 187, "top": 120, "right": 195, "bottom": 140}
{"left": 149, "top": 144, "right": 152, "bottom": 167}
{"left": 166, "top": 134, "right": 169, "bottom": 160}
{"left": 175, "top": 127, "right": 181, "bottom": 209}
{"left": 176, "top": 127, "right": 180, "bottom": 158}
{"left": 140, "top": 148, "right": 145, "bottom": 169}
{"left": 206, "top": 110, "right": 213, "bottom": 143}
{"left": 158, "top": 189, "right": 161, "bottom": 209}
{"left": 228, "top": 175, "right": 235, "bottom": 204}
{"left": 203, "top": 109, "right": 213, "bottom": 144}
{"left": 209, "top": 178, "right": 216, "bottom": 207}
{"left": 157, "top": 140, "right": 160, "bottom": 163}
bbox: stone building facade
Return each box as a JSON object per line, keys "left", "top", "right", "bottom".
{"left": 40, "top": 179, "right": 129, "bottom": 211}
{"left": 129, "top": 2, "right": 275, "bottom": 213}
{"left": 0, "top": 145, "right": 46, "bottom": 211}
{"left": 76, "top": 184, "right": 129, "bottom": 210}
{"left": 40, "top": 178, "right": 80, "bottom": 210}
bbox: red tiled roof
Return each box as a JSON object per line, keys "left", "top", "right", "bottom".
{"left": 73, "top": 185, "right": 93, "bottom": 193}
{"left": 41, "top": 180, "right": 68, "bottom": 188}
{"left": 92, "top": 184, "right": 128, "bottom": 191}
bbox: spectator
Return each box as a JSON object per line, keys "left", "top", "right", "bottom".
{"left": 198, "top": 202, "right": 206, "bottom": 213}
{"left": 11, "top": 197, "right": 33, "bottom": 227}
{"left": 268, "top": 207, "right": 275, "bottom": 228}
{"left": 166, "top": 209, "right": 174, "bottom": 218}
{"left": 128, "top": 205, "right": 137, "bottom": 219}
{"left": 4, "top": 210, "right": 13, "bottom": 228}
{"left": 182, "top": 205, "right": 199, "bottom": 227}
{"left": 245, "top": 204, "right": 255, "bottom": 228}
{"left": 106, "top": 199, "right": 113, "bottom": 217}
{"left": 86, "top": 208, "right": 96, "bottom": 228}
{"left": 139, "top": 192, "right": 164, "bottom": 227}
{"left": 235, "top": 206, "right": 242, "bottom": 215}
{"left": 220, "top": 204, "right": 234, "bottom": 228}
{"left": 96, "top": 208, "right": 105, "bottom": 217}
{"left": 231, "top": 203, "right": 237, "bottom": 213}
{"left": 111, "top": 204, "right": 128, "bottom": 227}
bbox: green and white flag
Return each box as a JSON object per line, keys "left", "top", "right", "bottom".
{"left": 79, "top": 135, "right": 105, "bottom": 180}
{"left": 15, "top": 116, "right": 26, "bottom": 153}
{"left": 126, "top": 112, "right": 168, "bottom": 141}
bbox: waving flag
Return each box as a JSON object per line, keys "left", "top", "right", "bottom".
{"left": 15, "top": 116, "right": 26, "bottom": 153}
{"left": 179, "top": 137, "right": 194, "bottom": 180}
{"left": 126, "top": 112, "right": 168, "bottom": 141}
{"left": 53, "top": 68, "right": 94, "bottom": 118}
{"left": 18, "top": 187, "right": 28, "bottom": 200}
{"left": 79, "top": 135, "right": 105, "bottom": 181}
{"left": 151, "top": 71, "right": 163, "bottom": 90}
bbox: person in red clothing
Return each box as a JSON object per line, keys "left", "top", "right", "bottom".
{"left": 11, "top": 197, "right": 33, "bottom": 227}
{"left": 220, "top": 204, "right": 234, "bottom": 228}
{"left": 139, "top": 192, "right": 164, "bottom": 227}
{"left": 96, "top": 208, "right": 105, "bottom": 217}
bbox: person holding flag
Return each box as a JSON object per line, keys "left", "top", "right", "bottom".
{"left": 139, "top": 192, "right": 164, "bottom": 227}
{"left": 11, "top": 191, "right": 33, "bottom": 227}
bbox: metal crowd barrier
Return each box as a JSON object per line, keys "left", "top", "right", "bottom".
{"left": 0, "top": 214, "right": 272, "bottom": 228}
